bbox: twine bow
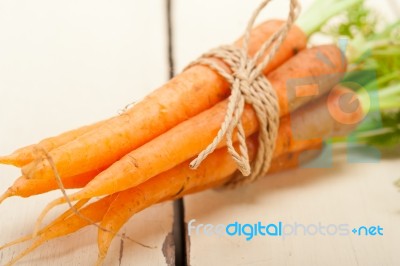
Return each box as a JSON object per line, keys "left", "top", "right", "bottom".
{"left": 187, "top": 0, "right": 301, "bottom": 187}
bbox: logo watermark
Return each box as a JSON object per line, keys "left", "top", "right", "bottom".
{"left": 287, "top": 38, "right": 382, "bottom": 168}
{"left": 188, "top": 219, "right": 384, "bottom": 241}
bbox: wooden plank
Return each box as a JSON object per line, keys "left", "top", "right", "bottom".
{"left": 173, "top": 0, "right": 400, "bottom": 265}
{"left": 0, "top": 1, "right": 174, "bottom": 265}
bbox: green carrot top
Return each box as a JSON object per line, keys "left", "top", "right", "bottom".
{"left": 301, "top": 0, "right": 400, "bottom": 149}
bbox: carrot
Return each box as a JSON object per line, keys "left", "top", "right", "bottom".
{"left": 23, "top": 43, "right": 343, "bottom": 185}
{"left": 95, "top": 84, "right": 363, "bottom": 262}
{"left": 0, "top": 166, "right": 108, "bottom": 203}
{"left": 41, "top": 45, "right": 345, "bottom": 203}
{"left": 1, "top": 44, "right": 347, "bottom": 204}
{"left": 289, "top": 85, "right": 363, "bottom": 140}
{"left": 177, "top": 145, "right": 324, "bottom": 197}
{"left": 0, "top": 118, "right": 109, "bottom": 167}
{"left": 5, "top": 83, "right": 360, "bottom": 264}
{"left": 154, "top": 85, "right": 364, "bottom": 197}
{"left": 2, "top": 195, "right": 116, "bottom": 266}
{"left": 1, "top": 138, "right": 318, "bottom": 266}
{"left": 96, "top": 140, "right": 323, "bottom": 264}
{"left": 21, "top": 20, "right": 307, "bottom": 181}
{"left": 2, "top": 141, "right": 315, "bottom": 266}
{"left": 0, "top": 49, "right": 340, "bottom": 204}
{"left": 36, "top": 85, "right": 360, "bottom": 239}
{"left": 1, "top": 137, "right": 322, "bottom": 265}
{"left": 6, "top": 76, "right": 351, "bottom": 203}
{"left": 95, "top": 144, "right": 256, "bottom": 264}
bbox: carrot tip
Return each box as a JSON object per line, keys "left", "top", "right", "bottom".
{"left": 0, "top": 190, "right": 12, "bottom": 205}
{"left": 0, "top": 234, "right": 35, "bottom": 251}
{"left": 4, "top": 239, "right": 44, "bottom": 266}
{"left": 0, "top": 153, "right": 27, "bottom": 167}
{"left": 0, "top": 155, "right": 14, "bottom": 165}
{"left": 95, "top": 255, "right": 106, "bottom": 266}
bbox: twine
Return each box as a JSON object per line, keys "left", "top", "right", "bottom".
{"left": 187, "top": 0, "right": 300, "bottom": 187}
{"left": 32, "top": 148, "right": 154, "bottom": 250}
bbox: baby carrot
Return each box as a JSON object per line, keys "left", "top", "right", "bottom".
{"left": 3, "top": 141, "right": 311, "bottom": 266}
{"left": 1, "top": 82, "right": 356, "bottom": 204}
{"left": 96, "top": 83, "right": 362, "bottom": 262}
{"left": 48, "top": 45, "right": 346, "bottom": 201}
{"left": 2, "top": 137, "right": 322, "bottom": 266}
{"left": 0, "top": 118, "right": 109, "bottom": 167}
{"left": 96, "top": 141, "right": 323, "bottom": 264}
{"left": 2, "top": 195, "right": 116, "bottom": 266}
{"left": 37, "top": 85, "right": 360, "bottom": 235}
{"left": 8, "top": 84, "right": 360, "bottom": 264}
{"left": 0, "top": 166, "right": 108, "bottom": 203}
{"left": 21, "top": 20, "right": 307, "bottom": 181}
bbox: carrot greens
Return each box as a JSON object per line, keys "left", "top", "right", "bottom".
{"left": 304, "top": 0, "right": 400, "bottom": 149}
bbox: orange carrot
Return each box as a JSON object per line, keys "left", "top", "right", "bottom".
{"left": 95, "top": 143, "right": 257, "bottom": 264}
{"left": 1, "top": 141, "right": 321, "bottom": 266}
{"left": 180, "top": 145, "right": 324, "bottom": 197}
{"left": 0, "top": 166, "right": 108, "bottom": 203}
{"left": 2, "top": 141, "right": 316, "bottom": 266}
{"left": 0, "top": 83, "right": 355, "bottom": 204}
{"left": 44, "top": 46, "right": 344, "bottom": 202}
{"left": 289, "top": 85, "right": 363, "bottom": 141}
{"left": 1, "top": 139, "right": 318, "bottom": 266}
{"left": 5, "top": 82, "right": 360, "bottom": 264}
{"left": 96, "top": 84, "right": 363, "bottom": 260}
{"left": 37, "top": 85, "right": 359, "bottom": 238}
{"left": 96, "top": 140, "right": 324, "bottom": 264}
{"left": 2, "top": 195, "right": 116, "bottom": 266}
{"left": 0, "top": 118, "right": 109, "bottom": 167}
{"left": 21, "top": 20, "right": 307, "bottom": 181}
{"left": 23, "top": 44, "right": 343, "bottom": 185}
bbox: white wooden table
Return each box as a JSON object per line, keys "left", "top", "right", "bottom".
{"left": 0, "top": 1, "right": 399, "bottom": 265}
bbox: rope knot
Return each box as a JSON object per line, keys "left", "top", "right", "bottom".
{"left": 233, "top": 71, "right": 249, "bottom": 83}
{"left": 187, "top": 0, "right": 300, "bottom": 188}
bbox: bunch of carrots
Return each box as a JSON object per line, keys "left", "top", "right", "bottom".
{"left": 0, "top": 0, "right": 399, "bottom": 265}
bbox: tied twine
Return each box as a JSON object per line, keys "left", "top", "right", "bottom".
{"left": 187, "top": 0, "right": 300, "bottom": 187}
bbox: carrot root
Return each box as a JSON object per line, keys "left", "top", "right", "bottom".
{"left": 0, "top": 155, "right": 17, "bottom": 166}
{"left": 0, "top": 190, "right": 12, "bottom": 205}
{"left": 4, "top": 239, "right": 45, "bottom": 266}
{"left": 0, "top": 235, "right": 34, "bottom": 251}
{"left": 1, "top": 197, "right": 113, "bottom": 266}
{"left": 95, "top": 256, "right": 106, "bottom": 266}
{"left": 33, "top": 197, "right": 69, "bottom": 237}
{"left": 0, "top": 198, "right": 89, "bottom": 253}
